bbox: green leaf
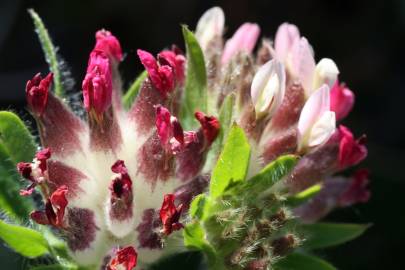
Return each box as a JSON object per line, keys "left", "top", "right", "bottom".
{"left": 287, "top": 184, "right": 321, "bottom": 206}
{"left": 203, "top": 94, "right": 235, "bottom": 172}
{"left": 0, "top": 111, "right": 35, "bottom": 219}
{"left": 246, "top": 155, "right": 298, "bottom": 194}
{"left": 189, "top": 194, "right": 209, "bottom": 220}
{"left": 210, "top": 124, "right": 251, "bottom": 198}
{"left": 183, "top": 222, "right": 216, "bottom": 265}
{"left": 301, "top": 222, "right": 370, "bottom": 250}
{"left": 0, "top": 111, "right": 37, "bottom": 163}
{"left": 123, "top": 70, "right": 148, "bottom": 109}
{"left": 0, "top": 144, "right": 33, "bottom": 219}
{"left": 276, "top": 252, "right": 336, "bottom": 270}
{"left": 0, "top": 220, "right": 49, "bottom": 258}
{"left": 180, "top": 25, "right": 207, "bottom": 129}
{"left": 28, "top": 9, "right": 64, "bottom": 97}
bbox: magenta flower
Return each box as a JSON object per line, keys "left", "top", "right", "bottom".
{"left": 25, "top": 72, "right": 52, "bottom": 116}
{"left": 330, "top": 80, "right": 355, "bottom": 121}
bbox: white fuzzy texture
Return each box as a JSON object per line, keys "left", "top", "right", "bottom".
{"left": 57, "top": 113, "right": 187, "bottom": 266}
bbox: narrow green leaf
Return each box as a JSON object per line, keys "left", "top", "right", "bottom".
{"left": 301, "top": 222, "right": 370, "bottom": 250}
{"left": 203, "top": 94, "right": 235, "bottom": 172}
{"left": 210, "top": 124, "right": 251, "bottom": 198}
{"left": 28, "top": 9, "right": 63, "bottom": 97}
{"left": 183, "top": 222, "right": 216, "bottom": 265}
{"left": 276, "top": 252, "right": 336, "bottom": 270}
{"left": 123, "top": 70, "right": 148, "bottom": 109}
{"left": 180, "top": 25, "right": 207, "bottom": 129}
{"left": 0, "top": 111, "right": 37, "bottom": 163}
{"left": 0, "top": 220, "right": 49, "bottom": 258}
{"left": 246, "top": 155, "right": 298, "bottom": 193}
{"left": 287, "top": 184, "right": 321, "bottom": 206}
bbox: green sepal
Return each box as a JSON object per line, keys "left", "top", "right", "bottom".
{"left": 123, "top": 70, "right": 148, "bottom": 109}
{"left": 286, "top": 184, "right": 322, "bottom": 207}
{"left": 180, "top": 25, "right": 207, "bottom": 129}
{"left": 210, "top": 124, "right": 251, "bottom": 199}
{"left": 0, "top": 220, "right": 49, "bottom": 258}
{"left": 301, "top": 222, "right": 370, "bottom": 250}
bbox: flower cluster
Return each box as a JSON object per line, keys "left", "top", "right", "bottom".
{"left": 14, "top": 6, "right": 369, "bottom": 270}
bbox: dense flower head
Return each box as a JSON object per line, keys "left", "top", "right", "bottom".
{"left": 17, "top": 6, "right": 369, "bottom": 269}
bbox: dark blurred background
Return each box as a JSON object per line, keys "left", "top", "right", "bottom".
{"left": 0, "top": 0, "right": 404, "bottom": 269}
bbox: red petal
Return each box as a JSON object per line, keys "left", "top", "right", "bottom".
{"left": 109, "top": 246, "right": 138, "bottom": 270}
{"left": 194, "top": 112, "right": 220, "bottom": 145}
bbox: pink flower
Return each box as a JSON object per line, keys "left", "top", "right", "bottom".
{"left": 158, "top": 49, "right": 186, "bottom": 85}
{"left": 159, "top": 194, "right": 184, "bottom": 236}
{"left": 82, "top": 51, "right": 113, "bottom": 118}
{"left": 137, "top": 49, "right": 175, "bottom": 97}
{"left": 274, "top": 23, "right": 300, "bottom": 63}
{"left": 221, "top": 23, "right": 261, "bottom": 65}
{"left": 330, "top": 80, "right": 355, "bottom": 121}
{"left": 94, "top": 29, "right": 123, "bottom": 62}
{"left": 108, "top": 246, "right": 138, "bottom": 270}
{"left": 25, "top": 73, "right": 52, "bottom": 116}
{"left": 250, "top": 59, "right": 286, "bottom": 119}
{"left": 30, "top": 185, "right": 68, "bottom": 228}
{"left": 297, "top": 85, "right": 336, "bottom": 151}
{"left": 338, "top": 125, "right": 367, "bottom": 168}
{"left": 338, "top": 169, "right": 370, "bottom": 207}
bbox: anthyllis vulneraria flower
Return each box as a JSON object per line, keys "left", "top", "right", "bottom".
{"left": 0, "top": 6, "right": 370, "bottom": 270}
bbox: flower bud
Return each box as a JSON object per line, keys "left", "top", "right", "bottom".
{"left": 330, "top": 81, "right": 355, "bottom": 121}
{"left": 195, "top": 6, "right": 225, "bottom": 51}
{"left": 194, "top": 111, "right": 220, "bottom": 146}
{"left": 156, "top": 105, "right": 185, "bottom": 154}
{"left": 25, "top": 73, "right": 52, "bottom": 116}
{"left": 221, "top": 23, "right": 260, "bottom": 65}
{"left": 297, "top": 85, "right": 336, "bottom": 151}
{"left": 30, "top": 185, "right": 68, "bottom": 228}
{"left": 137, "top": 49, "right": 175, "bottom": 97}
{"left": 274, "top": 23, "right": 300, "bottom": 63}
{"left": 338, "top": 125, "right": 367, "bottom": 168}
{"left": 159, "top": 194, "right": 184, "bottom": 236}
{"left": 94, "top": 29, "right": 123, "bottom": 62}
{"left": 251, "top": 59, "right": 286, "bottom": 119}
{"left": 312, "top": 58, "right": 339, "bottom": 90}
{"left": 158, "top": 49, "right": 186, "bottom": 85}
{"left": 289, "top": 37, "right": 316, "bottom": 96}
{"left": 107, "top": 246, "right": 138, "bottom": 270}
{"left": 82, "top": 51, "right": 113, "bottom": 118}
